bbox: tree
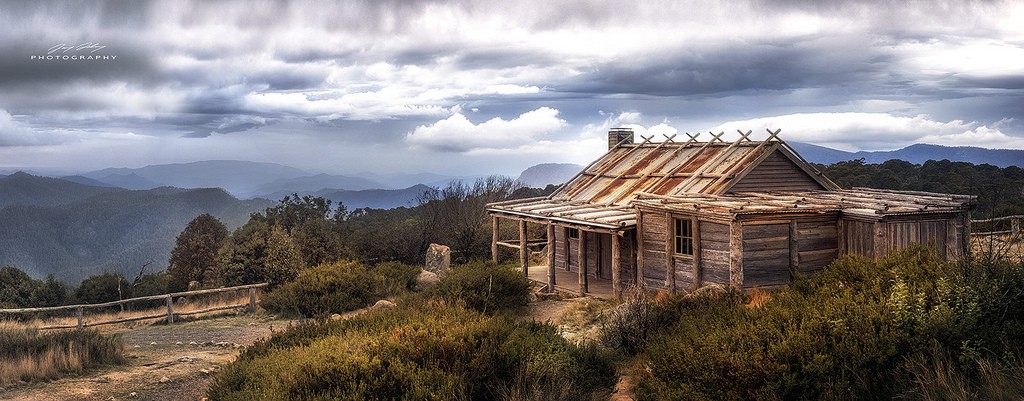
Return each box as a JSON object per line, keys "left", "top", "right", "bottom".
{"left": 264, "top": 225, "right": 304, "bottom": 285}
{"left": 218, "top": 219, "right": 271, "bottom": 287}
{"left": 0, "top": 267, "right": 68, "bottom": 308}
{"left": 168, "top": 213, "right": 229, "bottom": 291}
{"left": 418, "top": 176, "right": 522, "bottom": 260}
{"left": 75, "top": 272, "right": 130, "bottom": 304}
{"left": 264, "top": 194, "right": 335, "bottom": 234}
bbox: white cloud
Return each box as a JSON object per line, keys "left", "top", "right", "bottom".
{"left": 710, "top": 112, "right": 1024, "bottom": 150}
{"left": 406, "top": 107, "right": 567, "bottom": 153}
{"left": 0, "top": 109, "right": 70, "bottom": 146}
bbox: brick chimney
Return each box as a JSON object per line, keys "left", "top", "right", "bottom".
{"left": 608, "top": 128, "right": 633, "bottom": 150}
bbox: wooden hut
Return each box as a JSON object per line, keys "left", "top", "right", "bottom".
{"left": 487, "top": 129, "right": 976, "bottom": 297}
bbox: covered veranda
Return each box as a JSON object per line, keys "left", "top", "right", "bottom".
{"left": 487, "top": 197, "right": 637, "bottom": 299}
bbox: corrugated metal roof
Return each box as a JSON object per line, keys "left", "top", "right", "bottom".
{"left": 631, "top": 188, "right": 976, "bottom": 219}
{"left": 549, "top": 135, "right": 833, "bottom": 205}
{"left": 489, "top": 132, "right": 840, "bottom": 228}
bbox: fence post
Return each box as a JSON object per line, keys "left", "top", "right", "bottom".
{"left": 165, "top": 295, "right": 174, "bottom": 324}
{"left": 248, "top": 287, "right": 257, "bottom": 312}
{"left": 76, "top": 306, "right": 84, "bottom": 330}
{"left": 1013, "top": 217, "right": 1020, "bottom": 241}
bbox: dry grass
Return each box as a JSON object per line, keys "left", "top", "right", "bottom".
{"left": 904, "top": 344, "right": 1024, "bottom": 401}
{"left": 7, "top": 291, "right": 258, "bottom": 332}
{"left": 0, "top": 322, "right": 124, "bottom": 386}
{"left": 970, "top": 234, "right": 1023, "bottom": 264}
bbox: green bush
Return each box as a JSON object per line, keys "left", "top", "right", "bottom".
{"left": 431, "top": 261, "right": 531, "bottom": 314}
{"left": 261, "top": 260, "right": 379, "bottom": 318}
{"left": 261, "top": 260, "right": 422, "bottom": 318}
{"left": 632, "top": 247, "right": 1024, "bottom": 401}
{"left": 208, "top": 300, "right": 614, "bottom": 401}
{"left": 371, "top": 261, "right": 421, "bottom": 296}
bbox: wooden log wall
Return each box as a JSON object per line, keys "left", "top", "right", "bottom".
{"left": 841, "top": 219, "right": 876, "bottom": 258}
{"left": 699, "top": 221, "right": 731, "bottom": 285}
{"left": 639, "top": 210, "right": 670, "bottom": 288}
{"left": 795, "top": 217, "right": 839, "bottom": 274}
{"left": 887, "top": 218, "right": 949, "bottom": 258}
{"left": 742, "top": 223, "right": 791, "bottom": 287}
{"left": 727, "top": 150, "right": 826, "bottom": 192}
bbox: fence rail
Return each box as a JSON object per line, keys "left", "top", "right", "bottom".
{"left": 0, "top": 283, "right": 268, "bottom": 330}
{"left": 971, "top": 215, "right": 1022, "bottom": 237}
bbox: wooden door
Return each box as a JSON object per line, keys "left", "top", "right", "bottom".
{"left": 598, "top": 233, "right": 612, "bottom": 280}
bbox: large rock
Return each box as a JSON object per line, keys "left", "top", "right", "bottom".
{"left": 372, "top": 300, "right": 397, "bottom": 310}
{"left": 415, "top": 270, "right": 440, "bottom": 291}
{"left": 425, "top": 243, "right": 451, "bottom": 277}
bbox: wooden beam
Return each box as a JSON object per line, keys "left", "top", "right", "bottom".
{"left": 579, "top": 230, "right": 588, "bottom": 295}
{"left": 547, "top": 223, "right": 556, "bottom": 293}
{"left": 519, "top": 220, "right": 528, "bottom": 276}
{"left": 664, "top": 212, "right": 675, "bottom": 293}
{"left": 491, "top": 216, "right": 499, "bottom": 264}
{"left": 692, "top": 219, "right": 702, "bottom": 291}
{"left": 612, "top": 232, "right": 622, "bottom": 299}
{"left": 872, "top": 221, "right": 887, "bottom": 260}
{"left": 729, "top": 220, "right": 743, "bottom": 288}
{"left": 789, "top": 220, "right": 799, "bottom": 278}
{"left": 636, "top": 210, "right": 645, "bottom": 288}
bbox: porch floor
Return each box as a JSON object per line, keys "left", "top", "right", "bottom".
{"left": 524, "top": 265, "right": 614, "bottom": 299}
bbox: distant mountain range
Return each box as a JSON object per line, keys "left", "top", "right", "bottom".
{"left": 0, "top": 173, "right": 272, "bottom": 283}
{"left": 516, "top": 163, "right": 583, "bottom": 188}
{"left": 788, "top": 142, "right": 1024, "bottom": 168}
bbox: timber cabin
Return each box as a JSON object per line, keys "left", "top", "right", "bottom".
{"left": 487, "top": 128, "right": 976, "bottom": 298}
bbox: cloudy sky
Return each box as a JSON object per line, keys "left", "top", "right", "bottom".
{"left": 1, "top": 0, "right": 1022, "bottom": 176}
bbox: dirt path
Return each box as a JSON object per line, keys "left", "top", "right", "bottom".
{"left": 1, "top": 313, "right": 291, "bottom": 401}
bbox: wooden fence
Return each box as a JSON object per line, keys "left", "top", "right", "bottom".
{"left": 971, "top": 215, "right": 1022, "bottom": 238}
{"left": 0, "top": 283, "right": 268, "bottom": 330}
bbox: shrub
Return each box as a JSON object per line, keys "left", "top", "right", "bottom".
{"left": 0, "top": 324, "right": 124, "bottom": 386}
{"left": 632, "top": 247, "right": 1024, "bottom": 401}
{"left": 431, "top": 261, "right": 531, "bottom": 314}
{"left": 261, "top": 260, "right": 380, "bottom": 318}
{"left": 208, "top": 300, "right": 614, "bottom": 401}
{"left": 371, "top": 261, "right": 421, "bottom": 297}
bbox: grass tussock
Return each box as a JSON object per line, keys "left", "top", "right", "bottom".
{"left": 9, "top": 291, "right": 257, "bottom": 332}
{"left": 0, "top": 322, "right": 124, "bottom": 386}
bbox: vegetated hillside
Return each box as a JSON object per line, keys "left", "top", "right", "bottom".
{"left": 516, "top": 162, "right": 583, "bottom": 188}
{"left": 245, "top": 173, "right": 388, "bottom": 199}
{"left": 82, "top": 160, "right": 309, "bottom": 196}
{"left": 0, "top": 186, "right": 273, "bottom": 283}
{"left": 0, "top": 172, "right": 122, "bottom": 209}
{"left": 791, "top": 142, "right": 1024, "bottom": 168}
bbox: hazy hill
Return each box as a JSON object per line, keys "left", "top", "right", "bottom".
{"left": 0, "top": 178, "right": 273, "bottom": 283}
{"left": 0, "top": 172, "right": 121, "bottom": 209}
{"left": 59, "top": 175, "right": 120, "bottom": 188}
{"left": 92, "top": 172, "right": 163, "bottom": 190}
{"left": 83, "top": 160, "right": 309, "bottom": 196}
{"left": 246, "top": 173, "right": 387, "bottom": 199}
{"left": 790, "top": 142, "right": 1024, "bottom": 168}
{"left": 516, "top": 163, "right": 584, "bottom": 188}
{"left": 318, "top": 184, "right": 431, "bottom": 210}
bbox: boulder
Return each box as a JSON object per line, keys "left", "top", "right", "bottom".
{"left": 414, "top": 270, "right": 440, "bottom": 291}
{"left": 424, "top": 243, "right": 451, "bottom": 277}
{"left": 372, "top": 300, "right": 396, "bottom": 310}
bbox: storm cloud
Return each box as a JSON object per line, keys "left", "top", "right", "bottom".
{"left": 0, "top": 0, "right": 1021, "bottom": 175}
